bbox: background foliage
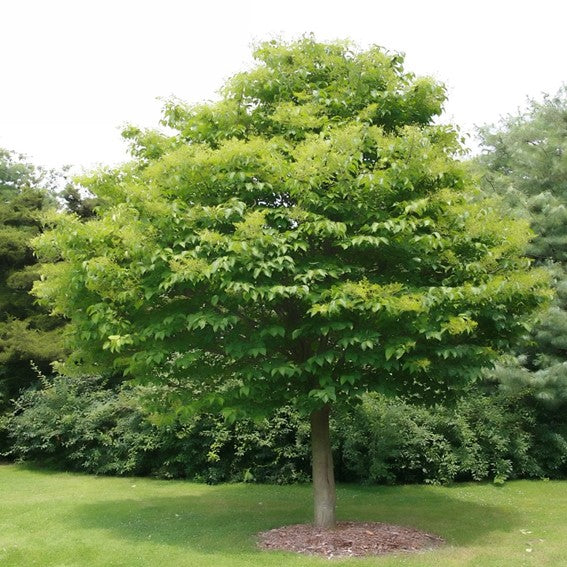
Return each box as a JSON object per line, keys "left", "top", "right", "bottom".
{"left": 475, "top": 87, "right": 567, "bottom": 466}
{"left": 5, "top": 374, "right": 565, "bottom": 483}
{"left": 0, "top": 149, "right": 66, "bottom": 447}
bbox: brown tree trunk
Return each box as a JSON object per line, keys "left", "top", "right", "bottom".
{"left": 310, "top": 404, "right": 336, "bottom": 529}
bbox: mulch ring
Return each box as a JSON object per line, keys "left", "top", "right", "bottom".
{"left": 257, "top": 521, "right": 444, "bottom": 559}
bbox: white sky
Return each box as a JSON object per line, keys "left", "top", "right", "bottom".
{"left": 1, "top": 0, "right": 566, "bottom": 171}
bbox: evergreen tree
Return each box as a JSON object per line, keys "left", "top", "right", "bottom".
{"left": 476, "top": 87, "right": 567, "bottom": 407}
{"left": 0, "top": 149, "right": 64, "bottom": 413}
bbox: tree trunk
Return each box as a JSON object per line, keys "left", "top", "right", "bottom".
{"left": 310, "top": 404, "right": 336, "bottom": 529}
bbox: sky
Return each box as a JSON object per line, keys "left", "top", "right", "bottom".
{"left": 1, "top": 0, "right": 566, "bottom": 172}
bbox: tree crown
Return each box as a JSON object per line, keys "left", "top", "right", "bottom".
{"left": 33, "top": 39, "right": 550, "bottom": 421}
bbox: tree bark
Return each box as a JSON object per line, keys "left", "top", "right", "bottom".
{"left": 310, "top": 404, "right": 336, "bottom": 529}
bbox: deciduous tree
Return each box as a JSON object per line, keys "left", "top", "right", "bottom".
{"left": 34, "top": 39, "right": 549, "bottom": 527}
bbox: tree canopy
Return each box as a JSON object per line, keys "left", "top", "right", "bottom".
{"left": 33, "top": 38, "right": 550, "bottom": 527}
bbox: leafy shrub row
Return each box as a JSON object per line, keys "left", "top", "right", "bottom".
{"left": 3, "top": 375, "right": 311, "bottom": 483}
{"left": 3, "top": 375, "right": 566, "bottom": 484}
{"left": 337, "top": 392, "right": 566, "bottom": 484}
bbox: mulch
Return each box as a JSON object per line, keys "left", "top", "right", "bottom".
{"left": 257, "top": 521, "right": 444, "bottom": 559}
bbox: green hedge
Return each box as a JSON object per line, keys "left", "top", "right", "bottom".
{"left": 337, "top": 393, "right": 536, "bottom": 484}
{"left": 3, "top": 375, "right": 566, "bottom": 484}
{"left": 3, "top": 375, "right": 311, "bottom": 483}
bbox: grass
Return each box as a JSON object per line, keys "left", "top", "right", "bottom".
{"left": 0, "top": 464, "right": 565, "bottom": 566}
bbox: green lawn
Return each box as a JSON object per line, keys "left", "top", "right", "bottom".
{"left": 0, "top": 464, "right": 565, "bottom": 566}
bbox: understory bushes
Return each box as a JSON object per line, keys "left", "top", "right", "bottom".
{"left": 2, "top": 375, "right": 311, "bottom": 483}
{"left": 337, "top": 393, "right": 540, "bottom": 484}
{"left": 3, "top": 374, "right": 566, "bottom": 484}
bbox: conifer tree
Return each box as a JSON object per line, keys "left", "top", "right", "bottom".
{"left": 0, "top": 149, "right": 64, "bottom": 413}
{"left": 477, "top": 87, "right": 567, "bottom": 407}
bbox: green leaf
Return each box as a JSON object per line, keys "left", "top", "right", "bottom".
{"left": 261, "top": 325, "right": 286, "bottom": 338}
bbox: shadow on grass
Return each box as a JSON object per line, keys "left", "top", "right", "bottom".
{"left": 67, "top": 483, "right": 521, "bottom": 554}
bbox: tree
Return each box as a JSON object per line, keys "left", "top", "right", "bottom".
{"left": 33, "top": 38, "right": 549, "bottom": 528}
{"left": 476, "top": 87, "right": 567, "bottom": 409}
{"left": 0, "top": 149, "right": 65, "bottom": 414}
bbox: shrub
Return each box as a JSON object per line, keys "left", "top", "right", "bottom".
{"left": 336, "top": 390, "right": 551, "bottom": 485}
{"left": 4, "top": 375, "right": 161, "bottom": 475}
{"left": 3, "top": 374, "right": 311, "bottom": 482}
